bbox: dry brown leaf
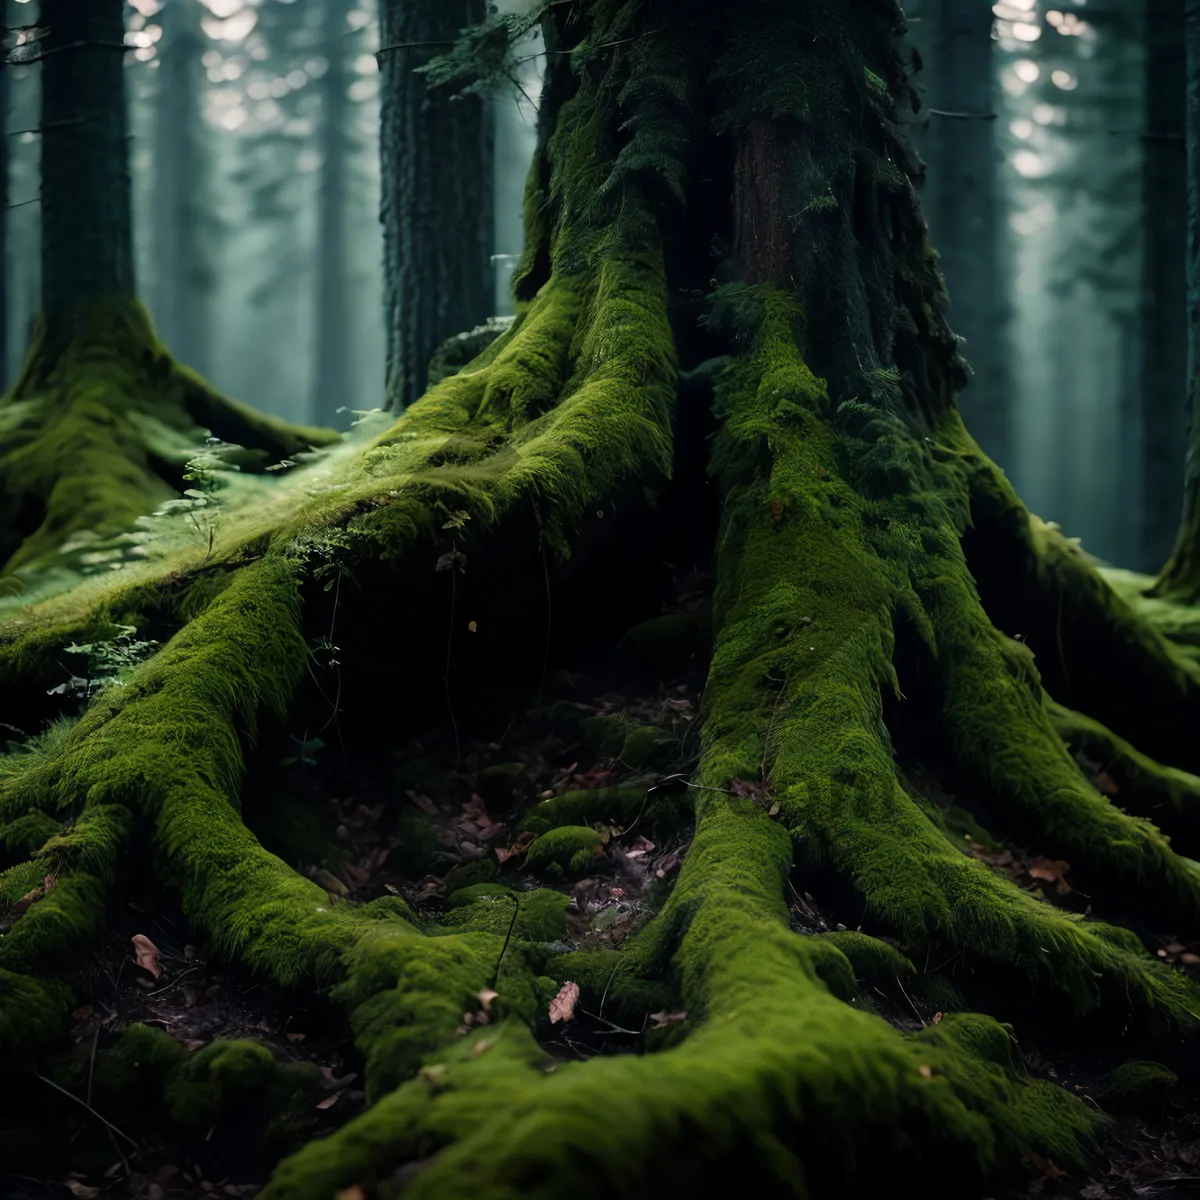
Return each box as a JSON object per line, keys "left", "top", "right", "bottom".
{"left": 335, "top": 1187, "right": 367, "bottom": 1200}
{"left": 405, "top": 789, "right": 440, "bottom": 817}
{"left": 649, "top": 1009, "right": 686, "bottom": 1029}
{"left": 932, "top": 1011, "right": 943, "bottom": 1025}
{"left": 1093, "top": 770, "right": 1120, "bottom": 796}
{"left": 549, "top": 981, "right": 580, "bottom": 1024}
{"left": 467, "top": 620, "right": 478, "bottom": 633}
{"left": 64, "top": 1181, "right": 101, "bottom": 1199}
{"left": 730, "top": 778, "right": 765, "bottom": 799}
{"left": 131, "top": 933, "right": 163, "bottom": 978}
{"left": 1182, "top": 953, "right": 1200, "bottom": 966}
{"left": 624, "top": 836, "right": 656, "bottom": 860}
{"left": 1027, "top": 857, "right": 1072, "bottom": 895}
{"left": 1030, "top": 1153, "right": 1070, "bottom": 1179}
{"left": 476, "top": 987, "right": 499, "bottom": 1013}
{"left": 43, "top": 873, "right": 56, "bottom": 891}
{"left": 315, "top": 1093, "right": 340, "bottom": 1110}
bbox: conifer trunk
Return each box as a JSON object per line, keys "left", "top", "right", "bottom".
{"left": 378, "top": 0, "right": 493, "bottom": 409}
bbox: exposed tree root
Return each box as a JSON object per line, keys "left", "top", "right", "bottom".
{"left": 5, "top": 1, "right": 1200, "bottom": 1196}
{"left": 0, "top": 302, "right": 337, "bottom": 578}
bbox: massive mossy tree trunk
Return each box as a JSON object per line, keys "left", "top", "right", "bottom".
{"left": 0, "top": 0, "right": 334, "bottom": 580}
{"left": 311, "top": 0, "right": 353, "bottom": 428}
{"left": 5, "top": 1, "right": 1200, "bottom": 1197}
{"left": 378, "top": 0, "right": 493, "bottom": 409}
{"left": 907, "top": 0, "right": 1011, "bottom": 470}
{"left": 152, "top": 0, "right": 211, "bottom": 378}
{"left": 1141, "top": 0, "right": 1189, "bottom": 574}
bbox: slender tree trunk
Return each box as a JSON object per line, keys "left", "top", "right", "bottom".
{"left": 152, "top": 0, "right": 209, "bottom": 375}
{"left": 1160, "top": 0, "right": 1200, "bottom": 594}
{"left": 1142, "top": 0, "right": 1188, "bottom": 571}
{"left": 0, "top": 52, "right": 9, "bottom": 393}
{"left": 912, "top": 0, "right": 1011, "bottom": 468}
{"left": 39, "top": 0, "right": 133, "bottom": 343}
{"left": 311, "top": 0, "right": 352, "bottom": 428}
{"left": 378, "top": 0, "right": 493, "bottom": 410}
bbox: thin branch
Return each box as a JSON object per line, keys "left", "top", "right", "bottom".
{"left": 927, "top": 109, "right": 997, "bottom": 121}
{"left": 33, "top": 1071, "right": 139, "bottom": 1147}
{"left": 6, "top": 118, "right": 86, "bottom": 137}
{"left": 12, "top": 40, "right": 129, "bottom": 65}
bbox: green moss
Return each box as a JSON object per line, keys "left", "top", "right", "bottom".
{"left": 1093, "top": 1060, "right": 1179, "bottom": 1115}
{"left": 525, "top": 825, "right": 606, "bottom": 879}
{"left": 817, "top": 930, "right": 914, "bottom": 981}
{"left": 444, "top": 858, "right": 498, "bottom": 893}
{"left": 447, "top": 883, "right": 516, "bottom": 908}
{"left": 0, "top": 810, "right": 61, "bottom": 860}
{"left": 617, "top": 613, "right": 704, "bottom": 672}
{"left": 519, "top": 781, "right": 662, "bottom": 836}
{"left": 619, "top": 725, "right": 669, "bottom": 769}
{"left": 578, "top": 714, "right": 627, "bottom": 758}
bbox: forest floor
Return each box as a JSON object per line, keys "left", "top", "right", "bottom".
{"left": 6, "top": 569, "right": 1200, "bottom": 1200}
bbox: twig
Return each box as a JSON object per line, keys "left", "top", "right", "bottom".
{"left": 14, "top": 39, "right": 129, "bottom": 65}
{"left": 6, "top": 118, "right": 86, "bottom": 137}
{"left": 492, "top": 895, "right": 520, "bottom": 988}
{"left": 927, "top": 109, "right": 997, "bottom": 120}
{"left": 598, "top": 963, "right": 620, "bottom": 1019}
{"left": 33, "top": 1070, "right": 139, "bottom": 1147}
{"left": 895, "top": 973, "right": 926, "bottom": 1027}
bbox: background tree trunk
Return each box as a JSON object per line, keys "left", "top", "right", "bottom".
{"left": 1141, "top": 0, "right": 1189, "bottom": 572}
{"left": 378, "top": 0, "right": 493, "bottom": 410}
{"left": 311, "top": 0, "right": 353, "bottom": 428}
{"left": 909, "top": 0, "right": 1011, "bottom": 469}
{"left": 152, "top": 0, "right": 209, "bottom": 375}
{"left": 1159, "top": 0, "right": 1200, "bottom": 594}
{"left": 40, "top": 0, "right": 134, "bottom": 341}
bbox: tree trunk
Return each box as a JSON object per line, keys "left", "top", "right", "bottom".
{"left": 909, "top": 0, "right": 1011, "bottom": 469}
{"left": 4, "top": 2, "right": 1200, "bottom": 1196}
{"left": 152, "top": 0, "right": 210, "bottom": 376}
{"left": 1142, "top": 0, "right": 1189, "bottom": 574}
{"left": 0, "top": 0, "right": 336, "bottom": 578}
{"left": 378, "top": 0, "right": 493, "bottom": 409}
{"left": 0, "top": 50, "right": 9, "bottom": 394}
{"left": 311, "top": 0, "right": 352, "bottom": 428}
{"left": 1160, "top": 0, "right": 1200, "bottom": 596}
{"left": 39, "top": 0, "right": 134, "bottom": 341}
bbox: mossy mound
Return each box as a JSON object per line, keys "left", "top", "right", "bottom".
{"left": 524, "top": 826, "right": 607, "bottom": 879}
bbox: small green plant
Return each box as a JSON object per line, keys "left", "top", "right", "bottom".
{"left": 150, "top": 437, "right": 242, "bottom": 558}
{"left": 48, "top": 625, "right": 160, "bottom": 700}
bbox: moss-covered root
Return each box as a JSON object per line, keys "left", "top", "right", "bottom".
{"left": 704, "top": 288, "right": 1197, "bottom": 1018}
{"left": 0, "top": 802, "right": 129, "bottom": 1054}
{"left": 959, "top": 435, "right": 1200, "bottom": 773}
{"left": 262, "top": 801, "right": 1101, "bottom": 1200}
{"left": 0, "top": 300, "right": 337, "bottom": 575}
{"left": 1099, "top": 567, "right": 1200, "bottom": 654}
{"left": 1047, "top": 699, "right": 1200, "bottom": 857}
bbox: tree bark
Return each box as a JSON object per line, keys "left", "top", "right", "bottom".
{"left": 1160, "top": 0, "right": 1200, "bottom": 596}
{"left": 311, "top": 0, "right": 353, "bottom": 428}
{"left": 909, "top": 0, "right": 1011, "bottom": 468}
{"left": 39, "top": 0, "right": 134, "bottom": 342}
{"left": 152, "top": 0, "right": 210, "bottom": 376}
{"left": 1142, "top": 0, "right": 1189, "bottom": 574}
{"left": 3, "top": 3, "right": 1200, "bottom": 1197}
{"left": 378, "top": 0, "right": 493, "bottom": 410}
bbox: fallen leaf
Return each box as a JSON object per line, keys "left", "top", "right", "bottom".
{"left": 131, "top": 933, "right": 163, "bottom": 979}
{"left": 468, "top": 620, "right": 478, "bottom": 633}
{"left": 286, "top": 1032, "right": 307, "bottom": 1042}
{"left": 932, "top": 1011, "right": 943, "bottom": 1025}
{"left": 917, "top": 1064, "right": 933, "bottom": 1079}
{"left": 649, "top": 1009, "right": 686, "bottom": 1029}
{"left": 476, "top": 987, "right": 499, "bottom": 1013}
{"left": 1027, "top": 857, "right": 1072, "bottom": 895}
{"left": 315, "top": 1093, "right": 340, "bottom": 1110}
{"left": 1030, "top": 1153, "right": 1069, "bottom": 1179}
{"left": 315, "top": 868, "right": 349, "bottom": 898}
{"left": 1093, "top": 770, "right": 1120, "bottom": 796}
{"left": 335, "top": 1188, "right": 367, "bottom": 1200}
{"left": 470, "top": 1039, "right": 491, "bottom": 1057}
{"left": 1182, "top": 953, "right": 1200, "bottom": 965}
{"left": 43, "top": 873, "right": 56, "bottom": 891}
{"left": 405, "top": 790, "right": 440, "bottom": 817}
{"left": 730, "top": 778, "right": 766, "bottom": 800}
{"left": 549, "top": 981, "right": 580, "bottom": 1024}
{"left": 624, "top": 836, "right": 656, "bottom": 860}
{"left": 435, "top": 549, "right": 467, "bottom": 573}
{"left": 64, "top": 1182, "right": 101, "bottom": 1199}
{"left": 72, "top": 1004, "right": 93, "bottom": 1022}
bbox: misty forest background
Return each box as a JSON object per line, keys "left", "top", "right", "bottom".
{"left": 0, "top": 0, "right": 1180, "bottom": 574}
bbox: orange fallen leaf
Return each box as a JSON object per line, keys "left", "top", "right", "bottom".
{"left": 131, "top": 933, "right": 162, "bottom": 978}
{"left": 1030, "top": 1153, "right": 1070, "bottom": 1179}
{"left": 549, "top": 981, "right": 580, "bottom": 1024}
{"left": 1027, "top": 857, "right": 1072, "bottom": 895}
